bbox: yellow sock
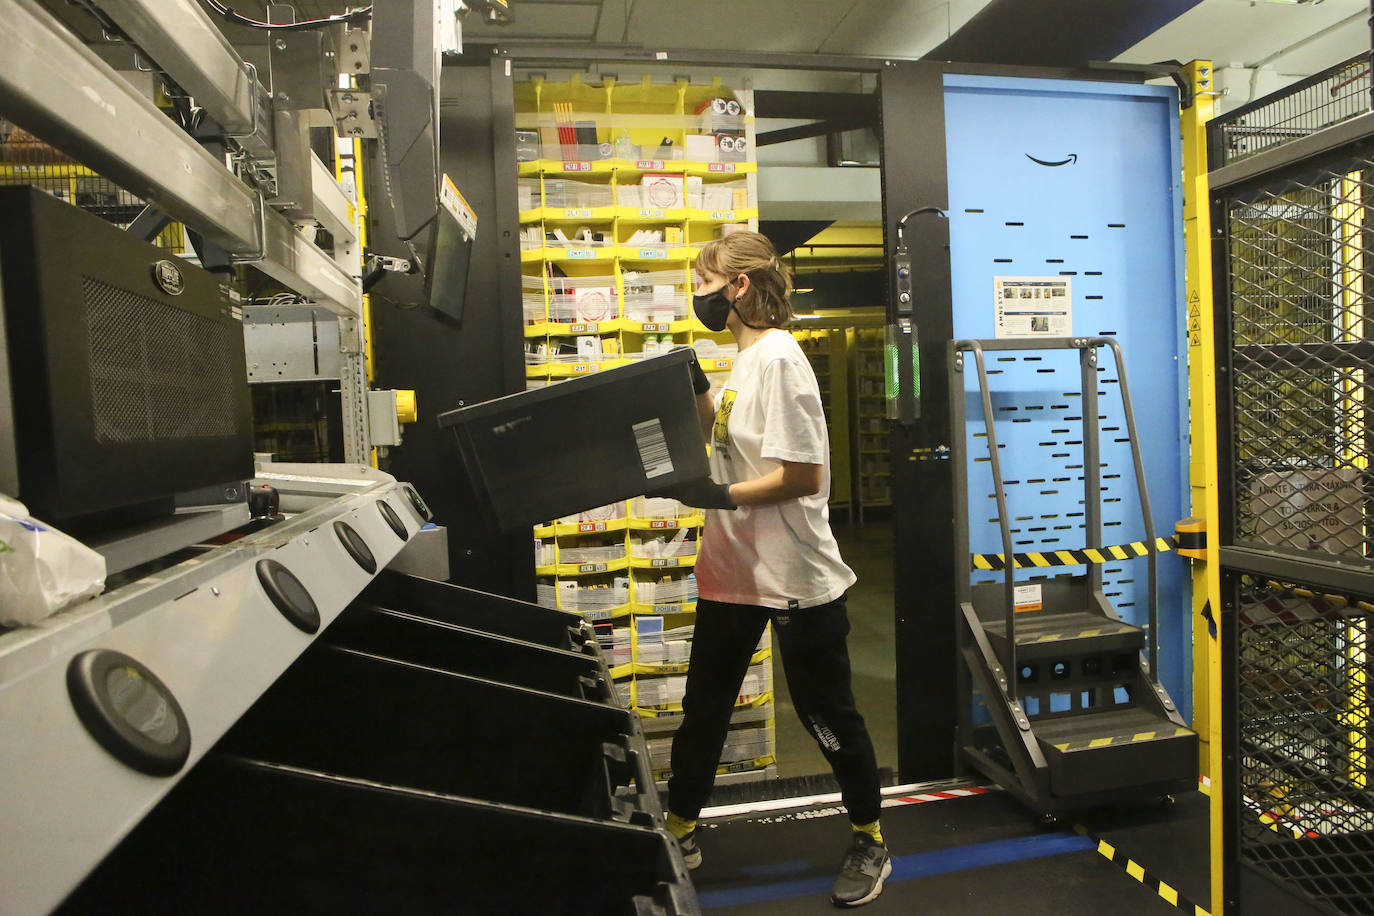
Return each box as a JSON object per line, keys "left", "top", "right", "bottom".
{"left": 853, "top": 820, "right": 883, "bottom": 845}
{"left": 666, "top": 811, "right": 697, "bottom": 839}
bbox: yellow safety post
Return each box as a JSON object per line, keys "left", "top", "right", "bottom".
{"left": 1181, "top": 59, "right": 1224, "bottom": 915}
{"left": 1335, "top": 171, "right": 1369, "bottom": 791}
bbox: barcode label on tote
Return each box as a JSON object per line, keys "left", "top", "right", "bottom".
{"left": 633, "top": 418, "right": 673, "bottom": 479}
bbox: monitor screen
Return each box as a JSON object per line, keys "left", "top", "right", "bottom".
{"left": 424, "top": 174, "right": 477, "bottom": 323}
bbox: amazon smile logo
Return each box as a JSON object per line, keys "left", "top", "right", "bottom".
{"left": 1026, "top": 153, "right": 1078, "bottom": 167}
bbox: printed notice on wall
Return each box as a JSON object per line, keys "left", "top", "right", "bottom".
{"left": 994, "top": 277, "right": 1072, "bottom": 338}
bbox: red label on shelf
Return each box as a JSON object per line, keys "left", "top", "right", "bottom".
{"left": 578, "top": 522, "right": 608, "bottom": 533}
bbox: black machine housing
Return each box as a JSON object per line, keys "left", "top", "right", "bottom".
{"left": 0, "top": 186, "right": 254, "bottom": 528}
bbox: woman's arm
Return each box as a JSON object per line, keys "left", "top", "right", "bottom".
{"left": 727, "top": 460, "right": 822, "bottom": 507}
{"left": 695, "top": 391, "right": 716, "bottom": 438}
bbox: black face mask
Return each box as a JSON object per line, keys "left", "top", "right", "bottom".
{"left": 692, "top": 288, "right": 734, "bottom": 332}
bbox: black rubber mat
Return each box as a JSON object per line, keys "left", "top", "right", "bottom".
{"left": 692, "top": 788, "right": 1208, "bottom": 914}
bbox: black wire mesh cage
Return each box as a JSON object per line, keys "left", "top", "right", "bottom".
{"left": 1236, "top": 575, "right": 1374, "bottom": 913}
{"left": 0, "top": 117, "right": 184, "bottom": 253}
{"left": 1224, "top": 155, "right": 1374, "bottom": 566}
{"left": 1211, "top": 52, "right": 1374, "bottom": 169}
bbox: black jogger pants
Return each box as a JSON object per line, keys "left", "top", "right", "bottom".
{"left": 665, "top": 594, "right": 881, "bottom": 825}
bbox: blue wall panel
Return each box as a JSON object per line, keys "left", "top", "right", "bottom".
{"left": 942, "top": 74, "right": 1191, "bottom": 718}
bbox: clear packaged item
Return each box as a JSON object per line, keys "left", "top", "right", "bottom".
{"left": 0, "top": 495, "right": 105, "bottom": 626}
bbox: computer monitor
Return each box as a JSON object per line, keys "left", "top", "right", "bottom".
{"left": 424, "top": 174, "right": 477, "bottom": 323}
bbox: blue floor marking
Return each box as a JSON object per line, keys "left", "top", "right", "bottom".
{"left": 699, "top": 831, "right": 1097, "bottom": 909}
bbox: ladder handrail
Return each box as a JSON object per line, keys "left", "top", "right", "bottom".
{"left": 1093, "top": 336, "right": 1159, "bottom": 680}
{"left": 952, "top": 336, "right": 1162, "bottom": 686}
{"left": 953, "top": 339, "right": 1020, "bottom": 703}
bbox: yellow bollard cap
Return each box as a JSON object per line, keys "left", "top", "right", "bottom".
{"left": 395, "top": 389, "right": 418, "bottom": 424}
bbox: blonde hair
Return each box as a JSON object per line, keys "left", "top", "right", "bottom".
{"left": 695, "top": 231, "right": 794, "bottom": 328}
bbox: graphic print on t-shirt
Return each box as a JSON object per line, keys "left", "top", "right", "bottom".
{"left": 713, "top": 389, "right": 736, "bottom": 457}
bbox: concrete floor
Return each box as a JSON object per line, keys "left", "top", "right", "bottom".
{"left": 772, "top": 515, "right": 898, "bottom": 780}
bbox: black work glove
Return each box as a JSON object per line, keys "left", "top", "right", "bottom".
{"left": 672, "top": 345, "right": 712, "bottom": 395}
{"left": 649, "top": 477, "right": 736, "bottom": 510}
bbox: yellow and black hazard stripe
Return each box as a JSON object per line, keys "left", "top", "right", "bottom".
{"left": 1075, "top": 826, "right": 1210, "bottom": 914}
{"left": 973, "top": 536, "right": 1179, "bottom": 571}
{"left": 1051, "top": 725, "right": 1193, "bottom": 752}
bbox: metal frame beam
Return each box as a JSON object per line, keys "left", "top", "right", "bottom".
{"left": 757, "top": 116, "right": 872, "bottom": 147}
{"left": 0, "top": 0, "right": 362, "bottom": 319}
{"left": 1, "top": 0, "right": 260, "bottom": 251}
{"left": 1208, "top": 110, "right": 1374, "bottom": 193}
{"left": 93, "top": 0, "right": 264, "bottom": 140}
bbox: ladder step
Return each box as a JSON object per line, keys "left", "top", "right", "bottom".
{"left": 984, "top": 610, "right": 1143, "bottom": 659}
{"left": 1032, "top": 708, "right": 1198, "bottom": 797}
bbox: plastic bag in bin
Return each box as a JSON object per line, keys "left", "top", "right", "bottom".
{"left": 438, "top": 349, "right": 709, "bottom": 531}
{"left": 0, "top": 495, "right": 105, "bottom": 626}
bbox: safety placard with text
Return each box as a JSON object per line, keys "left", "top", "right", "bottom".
{"left": 994, "top": 277, "right": 1072, "bottom": 338}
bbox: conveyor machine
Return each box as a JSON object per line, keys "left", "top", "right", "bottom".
{"left": 0, "top": 464, "right": 696, "bottom": 914}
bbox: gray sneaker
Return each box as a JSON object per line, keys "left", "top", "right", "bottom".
{"left": 830, "top": 832, "right": 892, "bottom": 907}
{"left": 676, "top": 829, "right": 702, "bottom": 870}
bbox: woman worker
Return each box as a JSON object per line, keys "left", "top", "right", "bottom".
{"left": 660, "top": 230, "right": 890, "bottom": 908}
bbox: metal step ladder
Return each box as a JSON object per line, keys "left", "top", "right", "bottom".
{"left": 950, "top": 337, "right": 1197, "bottom": 813}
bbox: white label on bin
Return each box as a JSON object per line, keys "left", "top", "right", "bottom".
{"left": 633, "top": 418, "right": 674, "bottom": 479}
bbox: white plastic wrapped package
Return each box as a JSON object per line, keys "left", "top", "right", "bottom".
{"left": 0, "top": 496, "right": 106, "bottom": 626}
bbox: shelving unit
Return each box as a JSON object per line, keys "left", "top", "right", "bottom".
{"left": 517, "top": 76, "right": 774, "bottom": 787}
{"left": 0, "top": 122, "right": 186, "bottom": 252}
{"left": 850, "top": 327, "right": 891, "bottom": 519}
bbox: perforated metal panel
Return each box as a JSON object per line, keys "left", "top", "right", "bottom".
{"left": 1211, "top": 52, "right": 1373, "bottom": 169}
{"left": 1225, "top": 166, "right": 1374, "bottom": 564}
{"left": 943, "top": 75, "right": 1190, "bottom": 713}
{"left": 1235, "top": 575, "right": 1373, "bottom": 912}
{"left": 84, "top": 277, "right": 241, "bottom": 442}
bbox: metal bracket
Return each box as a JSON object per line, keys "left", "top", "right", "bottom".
{"left": 335, "top": 23, "right": 371, "bottom": 77}
{"left": 222, "top": 61, "right": 262, "bottom": 139}
{"left": 230, "top": 191, "right": 270, "bottom": 264}
{"left": 369, "top": 254, "right": 411, "bottom": 273}
{"left": 330, "top": 88, "right": 377, "bottom": 138}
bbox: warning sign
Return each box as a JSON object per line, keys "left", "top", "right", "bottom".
{"left": 1014, "top": 583, "right": 1043, "bottom": 613}
{"left": 1247, "top": 468, "right": 1363, "bottom": 555}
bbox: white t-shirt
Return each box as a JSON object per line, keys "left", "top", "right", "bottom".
{"left": 694, "top": 328, "right": 857, "bottom": 609}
